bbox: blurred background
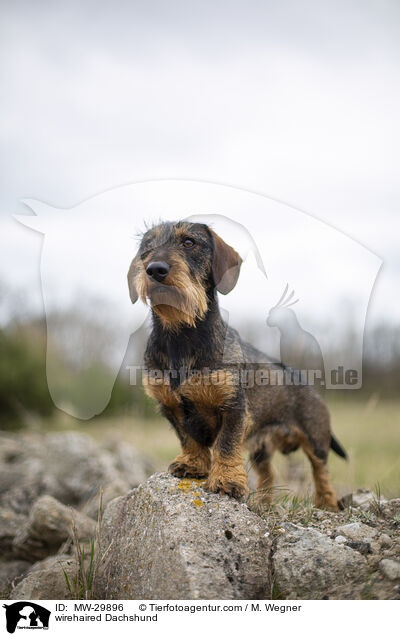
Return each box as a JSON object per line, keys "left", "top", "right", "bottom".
{"left": 0, "top": 0, "right": 399, "bottom": 497}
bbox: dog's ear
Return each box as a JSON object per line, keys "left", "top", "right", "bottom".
{"left": 210, "top": 229, "right": 242, "bottom": 294}
{"left": 127, "top": 252, "right": 140, "bottom": 303}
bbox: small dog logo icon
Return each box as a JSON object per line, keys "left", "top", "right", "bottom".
{"left": 2, "top": 602, "right": 51, "bottom": 634}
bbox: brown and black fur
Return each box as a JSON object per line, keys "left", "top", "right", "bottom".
{"left": 127, "top": 221, "right": 347, "bottom": 510}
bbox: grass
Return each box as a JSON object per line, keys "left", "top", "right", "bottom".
{"left": 247, "top": 487, "right": 316, "bottom": 528}
{"left": 62, "top": 536, "right": 96, "bottom": 599}
{"left": 60, "top": 490, "right": 113, "bottom": 600}
{"left": 326, "top": 397, "right": 400, "bottom": 498}
{"left": 45, "top": 396, "right": 400, "bottom": 500}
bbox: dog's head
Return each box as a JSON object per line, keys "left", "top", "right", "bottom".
{"left": 127, "top": 221, "right": 242, "bottom": 329}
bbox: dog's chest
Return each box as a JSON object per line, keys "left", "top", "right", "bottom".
{"left": 143, "top": 369, "right": 236, "bottom": 411}
{"left": 144, "top": 377, "right": 220, "bottom": 443}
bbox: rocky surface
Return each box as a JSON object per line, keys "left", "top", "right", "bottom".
{"left": 92, "top": 477, "right": 400, "bottom": 601}
{"left": 0, "top": 560, "right": 30, "bottom": 598}
{"left": 266, "top": 491, "right": 400, "bottom": 599}
{"left": 273, "top": 524, "right": 368, "bottom": 599}
{"left": 0, "top": 430, "right": 152, "bottom": 518}
{"left": 0, "top": 508, "right": 26, "bottom": 557}
{"left": 9, "top": 555, "right": 76, "bottom": 600}
{"left": 94, "top": 473, "right": 272, "bottom": 599}
{"left": 13, "top": 496, "right": 96, "bottom": 562}
{"left": 0, "top": 429, "right": 153, "bottom": 598}
{"left": 379, "top": 559, "right": 400, "bottom": 581}
{"left": 0, "top": 429, "right": 399, "bottom": 601}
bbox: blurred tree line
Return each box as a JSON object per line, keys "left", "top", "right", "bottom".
{"left": 0, "top": 288, "right": 399, "bottom": 429}
{"left": 0, "top": 315, "right": 156, "bottom": 430}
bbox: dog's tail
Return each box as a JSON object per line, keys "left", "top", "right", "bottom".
{"left": 330, "top": 434, "right": 347, "bottom": 459}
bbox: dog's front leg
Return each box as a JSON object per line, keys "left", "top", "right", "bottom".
{"left": 205, "top": 396, "right": 249, "bottom": 499}
{"left": 161, "top": 404, "right": 211, "bottom": 479}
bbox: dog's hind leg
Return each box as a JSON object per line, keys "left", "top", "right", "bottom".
{"left": 247, "top": 433, "right": 276, "bottom": 506}
{"left": 294, "top": 389, "right": 339, "bottom": 511}
{"left": 297, "top": 431, "right": 339, "bottom": 511}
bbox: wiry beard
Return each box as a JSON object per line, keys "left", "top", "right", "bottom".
{"left": 134, "top": 257, "right": 208, "bottom": 330}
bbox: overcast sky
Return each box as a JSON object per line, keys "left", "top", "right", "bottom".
{"left": 1, "top": 0, "right": 399, "bottom": 331}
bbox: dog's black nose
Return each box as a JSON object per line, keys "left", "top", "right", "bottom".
{"left": 146, "top": 261, "right": 170, "bottom": 282}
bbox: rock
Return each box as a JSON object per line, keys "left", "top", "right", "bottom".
{"left": 40, "top": 433, "right": 128, "bottom": 506}
{"left": 81, "top": 478, "right": 131, "bottom": 521}
{"left": 379, "top": 559, "right": 400, "bottom": 581}
{"left": 0, "top": 560, "right": 30, "bottom": 599}
{"left": 13, "top": 496, "right": 97, "bottom": 562}
{"left": 94, "top": 472, "right": 272, "bottom": 600}
{"left": 9, "top": 555, "right": 75, "bottom": 600}
{"left": 333, "top": 522, "right": 380, "bottom": 555}
{"left": 273, "top": 524, "right": 368, "bottom": 599}
{"left": 380, "top": 534, "right": 392, "bottom": 549}
{"left": 26, "top": 554, "right": 75, "bottom": 575}
{"left": 0, "top": 462, "right": 44, "bottom": 517}
{"left": 0, "top": 508, "right": 27, "bottom": 557}
{"left": 101, "top": 437, "right": 153, "bottom": 488}
{"left": 0, "top": 432, "right": 50, "bottom": 516}
{"left": 346, "top": 541, "right": 372, "bottom": 555}
{"left": 380, "top": 499, "right": 400, "bottom": 519}
{"left": 0, "top": 434, "right": 23, "bottom": 464}
{"left": 349, "top": 489, "right": 378, "bottom": 508}
{"left": 334, "top": 535, "right": 347, "bottom": 544}
{"left": 0, "top": 431, "right": 153, "bottom": 516}
{"left": 333, "top": 522, "right": 378, "bottom": 542}
{"left": 79, "top": 438, "right": 154, "bottom": 519}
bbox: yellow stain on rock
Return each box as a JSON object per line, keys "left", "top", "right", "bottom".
{"left": 177, "top": 478, "right": 206, "bottom": 488}
{"left": 167, "top": 478, "right": 208, "bottom": 507}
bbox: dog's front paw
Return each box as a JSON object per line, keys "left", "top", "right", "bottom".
{"left": 205, "top": 478, "right": 248, "bottom": 499}
{"left": 168, "top": 461, "right": 208, "bottom": 479}
{"left": 205, "top": 466, "right": 249, "bottom": 499}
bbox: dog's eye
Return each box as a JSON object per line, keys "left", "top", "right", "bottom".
{"left": 183, "top": 238, "right": 195, "bottom": 249}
